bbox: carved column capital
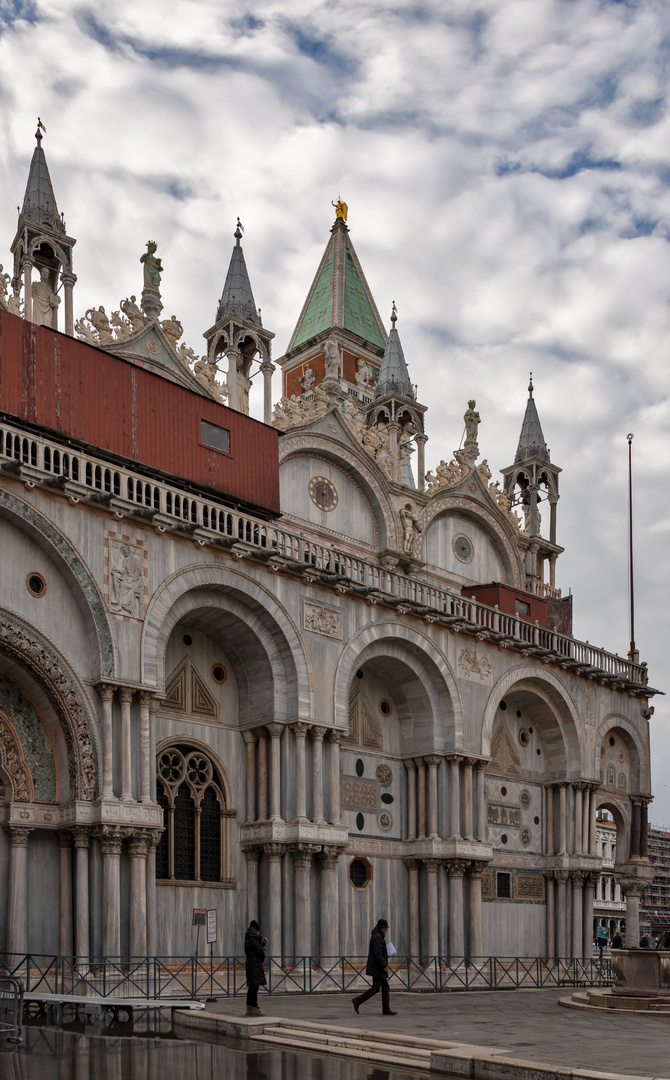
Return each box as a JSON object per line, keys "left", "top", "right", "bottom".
{"left": 445, "top": 753, "right": 463, "bottom": 765}
{"left": 265, "top": 722, "right": 284, "bottom": 738}
{"left": 290, "top": 722, "right": 311, "bottom": 739}
{"left": 242, "top": 845, "right": 261, "bottom": 864}
{"left": 572, "top": 781, "right": 586, "bottom": 791}
{"left": 468, "top": 864, "right": 486, "bottom": 880}
{"left": 263, "top": 843, "right": 284, "bottom": 860}
{"left": 289, "top": 843, "right": 319, "bottom": 869}
{"left": 98, "top": 683, "right": 117, "bottom": 703}
{"left": 58, "top": 830, "right": 73, "bottom": 850}
{"left": 554, "top": 869, "right": 569, "bottom": 883}
{"left": 571, "top": 870, "right": 587, "bottom": 887}
{"left": 310, "top": 725, "right": 327, "bottom": 743}
{"left": 320, "top": 845, "right": 343, "bottom": 868}
{"left": 447, "top": 859, "right": 470, "bottom": 878}
{"left": 119, "top": 687, "right": 134, "bottom": 705}
{"left": 6, "top": 826, "right": 31, "bottom": 847}
{"left": 423, "top": 754, "right": 442, "bottom": 767}
{"left": 128, "top": 833, "right": 150, "bottom": 858}
{"left": 403, "top": 858, "right": 420, "bottom": 872}
{"left": 327, "top": 729, "right": 342, "bottom": 745}
{"left": 413, "top": 756, "right": 425, "bottom": 769}
{"left": 147, "top": 828, "right": 164, "bottom": 850}
{"left": 96, "top": 826, "right": 127, "bottom": 856}
{"left": 242, "top": 728, "right": 258, "bottom": 746}
{"left": 424, "top": 858, "right": 441, "bottom": 873}
{"left": 138, "top": 690, "right": 154, "bottom": 707}
{"left": 403, "top": 757, "right": 417, "bottom": 772}
{"left": 259, "top": 360, "right": 276, "bottom": 375}
{"left": 72, "top": 827, "right": 92, "bottom": 850}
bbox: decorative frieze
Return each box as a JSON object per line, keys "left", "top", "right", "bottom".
{"left": 515, "top": 873, "right": 545, "bottom": 901}
{"left": 341, "top": 776, "right": 379, "bottom": 812}
{"left": 303, "top": 601, "right": 343, "bottom": 639}
{"left": 457, "top": 647, "right": 493, "bottom": 685}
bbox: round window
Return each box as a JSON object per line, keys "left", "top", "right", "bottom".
{"left": 211, "top": 664, "right": 227, "bottom": 684}
{"left": 26, "top": 572, "right": 47, "bottom": 598}
{"left": 349, "top": 857, "right": 372, "bottom": 890}
{"left": 379, "top": 699, "right": 392, "bottom": 717}
{"left": 519, "top": 729, "right": 530, "bottom": 747}
{"left": 453, "top": 534, "right": 474, "bottom": 563}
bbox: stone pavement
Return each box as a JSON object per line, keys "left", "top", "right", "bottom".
{"left": 199, "top": 988, "right": 670, "bottom": 1077}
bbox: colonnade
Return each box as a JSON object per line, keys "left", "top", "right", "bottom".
{"left": 544, "top": 781, "right": 599, "bottom": 857}
{"left": 242, "top": 723, "right": 342, "bottom": 825}
{"left": 404, "top": 756, "right": 487, "bottom": 841}
{"left": 405, "top": 856, "right": 485, "bottom": 960}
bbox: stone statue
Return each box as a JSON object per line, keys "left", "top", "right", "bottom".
{"left": 324, "top": 338, "right": 341, "bottom": 379}
{"left": 85, "top": 306, "right": 113, "bottom": 342}
{"left": 109, "top": 540, "right": 144, "bottom": 618}
{"left": 332, "top": 198, "right": 348, "bottom": 221}
{"left": 355, "top": 358, "right": 370, "bottom": 388}
{"left": 478, "top": 459, "right": 492, "bottom": 482}
{"left": 120, "top": 295, "right": 145, "bottom": 331}
{"left": 161, "top": 315, "right": 183, "bottom": 349}
{"left": 31, "top": 267, "right": 60, "bottom": 328}
{"left": 0, "top": 265, "right": 9, "bottom": 302}
{"left": 238, "top": 372, "right": 251, "bottom": 415}
{"left": 464, "top": 399, "right": 480, "bottom": 447}
{"left": 399, "top": 504, "right": 421, "bottom": 554}
{"left": 299, "top": 365, "right": 316, "bottom": 394}
{"left": 141, "top": 242, "right": 163, "bottom": 294}
{"left": 177, "top": 343, "right": 198, "bottom": 367}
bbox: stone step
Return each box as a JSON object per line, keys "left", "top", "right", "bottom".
{"left": 251, "top": 1031, "right": 430, "bottom": 1070}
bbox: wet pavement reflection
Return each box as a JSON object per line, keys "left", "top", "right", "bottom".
{"left": 1, "top": 1025, "right": 420, "bottom": 1080}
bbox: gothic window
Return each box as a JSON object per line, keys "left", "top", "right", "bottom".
{"left": 156, "top": 746, "right": 228, "bottom": 884}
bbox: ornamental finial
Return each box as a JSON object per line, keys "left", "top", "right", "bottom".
{"left": 331, "top": 197, "right": 348, "bottom": 222}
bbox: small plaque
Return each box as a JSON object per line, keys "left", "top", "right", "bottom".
{"left": 303, "top": 601, "right": 342, "bottom": 639}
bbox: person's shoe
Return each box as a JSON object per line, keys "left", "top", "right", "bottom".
{"left": 251, "top": 1007, "right": 264, "bottom": 1017}
{"left": 352, "top": 998, "right": 360, "bottom": 1014}
{"left": 245, "top": 1007, "right": 254, "bottom": 1016}
{"left": 383, "top": 1010, "right": 397, "bottom": 1015}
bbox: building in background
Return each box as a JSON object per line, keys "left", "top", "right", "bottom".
{"left": 0, "top": 134, "right": 660, "bottom": 963}
{"left": 641, "top": 826, "right": 670, "bottom": 942}
{"left": 594, "top": 811, "right": 626, "bottom": 942}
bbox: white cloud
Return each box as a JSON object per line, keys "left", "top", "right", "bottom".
{"left": 0, "top": 0, "right": 669, "bottom": 818}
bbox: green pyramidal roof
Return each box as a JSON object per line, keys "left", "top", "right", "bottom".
{"left": 289, "top": 220, "right": 387, "bottom": 351}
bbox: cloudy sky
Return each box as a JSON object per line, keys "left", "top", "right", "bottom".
{"left": 1, "top": 0, "right": 669, "bottom": 820}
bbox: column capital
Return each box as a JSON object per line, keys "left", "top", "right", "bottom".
{"left": 413, "top": 756, "right": 426, "bottom": 769}
{"left": 571, "top": 870, "right": 587, "bottom": 887}
{"left": 138, "top": 689, "right": 155, "bottom": 707}
{"left": 119, "top": 686, "right": 134, "bottom": 705}
{"left": 259, "top": 360, "right": 276, "bottom": 375}
{"left": 572, "top": 781, "right": 586, "bottom": 791}
{"left": 584, "top": 872, "right": 599, "bottom": 889}
{"left": 6, "top": 826, "right": 31, "bottom": 847}
{"left": 424, "top": 858, "right": 441, "bottom": 873}
{"left": 242, "top": 728, "right": 258, "bottom": 746}
{"left": 98, "top": 683, "right": 117, "bottom": 702}
{"left": 554, "top": 869, "right": 570, "bottom": 883}
{"left": 96, "top": 825, "right": 127, "bottom": 856}
{"left": 310, "top": 725, "right": 327, "bottom": 743}
{"left": 327, "top": 729, "right": 342, "bottom": 745}
{"left": 320, "top": 845, "right": 343, "bottom": 868}
{"left": 468, "top": 864, "right": 486, "bottom": 879}
{"left": 265, "top": 722, "right": 284, "bottom": 738}
{"left": 147, "top": 828, "right": 164, "bottom": 850}
{"left": 289, "top": 843, "right": 319, "bottom": 869}
{"left": 447, "top": 859, "right": 470, "bottom": 878}
{"left": 263, "top": 843, "right": 284, "bottom": 860}
{"left": 58, "top": 830, "right": 73, "bottom": 850}
{"left": 128, "top": 833, "right": 150, "bottom": 857}
{"left": 403, "top": 858, "right": 420, "bottom": 871}
{"left": 72, "top": 827, "right": 92, "bottom": 850}
{"left": 242, "top": 845, "right": 262, "bottom": 863}
{"left": 620, "top": 878, "right": 646, "bottom": 897}
{"left": 423, "top": 754, "right": 442, "bottom": 767}
{"left": 403, "top": 757, "right": 417, "bottom": 772}
{"left": 445, "top": 753, "right": 463, "bottom": 765}
{"left": 475, "top": 759, "right": 489, "bottom": 773}
{"left": 290, "top": 721, "right": 311, "bottom": 739}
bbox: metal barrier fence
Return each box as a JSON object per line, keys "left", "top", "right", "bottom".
{"left": 0, "top": 955, "right": 613, "bottom": 1001}
{"left": 0, "top": 975, "right": 23, "bottom": 1042}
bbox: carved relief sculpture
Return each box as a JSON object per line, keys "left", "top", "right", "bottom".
{"left": 109, "top": 539, "right": 144, "bottom": 619}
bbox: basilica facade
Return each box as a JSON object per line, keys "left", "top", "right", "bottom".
{"left": 0, "top": 133, "right": 657, "bottom": 964}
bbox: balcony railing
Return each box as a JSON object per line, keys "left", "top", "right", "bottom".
{"left": 0, "top": 418, "right": 649, "bottom": 690}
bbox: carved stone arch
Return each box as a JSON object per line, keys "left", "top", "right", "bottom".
{"left": 0, "top": 614, "right": 100, "bottom": 800}
{"left": 279, "top": 433, "right": 398, "bottom": 549}
{"left": 209, "top": 328, "right": 231, "bottom": 359}
{"left": 481, "top": 665, "right": 582, "bottom": 775}
{"left": 156, "top": 734, "right": 236, "bottom": 810}
{"left": 593, "top": 794, "right": 631, "bottom": 859}
{"left": 333, "top": 620, "right": 464, "bottom": 752}
{"left": 0, "top": 712, "right": 33, "bottom": 801}
{"left": 0, "top": 488, "right": 117, "bottom": 679}
{"left": 595, "top": 713, "right": 648, "bottom": 793}
{"left": 233, "top": 328, "right": 270, "bottom": 364}
{"left": 28, "top": 233, "right": 72, "bottom": 272}
{"left": 416, "top": 492, "right": 524, "bottom": 586}
{"left": 141, "top": 564, "right": 312, "bottom": 721}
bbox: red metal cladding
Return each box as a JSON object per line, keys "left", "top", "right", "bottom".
{"left": 0, "top": 309, "right": 280, "bottom": 515}
{"left": 461, "top": 582, "right": 548, "bottom": 627}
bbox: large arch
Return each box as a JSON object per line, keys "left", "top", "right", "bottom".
{"left": 416, "top": 491, "right": 524, "bottom": 587}
{"left": 141, "top": 564, "right": 312, "bottom": 722}
{"left": 0, "top": 612, "right": 100, "bottom": 800}
{"left": 0, "top": 487, "right": 117, "bottom": 679}
{"left": 595, "top": 713, "right": 648, "bottom": 794}
{"left": 333, "top": 620, "right": 464, "bottom": 752}
{"left": 279, "top": 432, "right": 398, "bottom": 550}
{"left": 481, "top": 665, "right": 582, "bottom": 776}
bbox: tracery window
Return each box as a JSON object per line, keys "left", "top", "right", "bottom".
{"left": 156, "top": 746, "right": 228, "bottom": 884}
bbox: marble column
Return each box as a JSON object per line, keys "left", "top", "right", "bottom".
{"left": 328, "top": 731, "right": 342, "bottom": 825}
{"left": 119, "top": 688, "right": 134, "bottom": 801}
{"left": 623, "top": 882, "right": 643, "bottom": 947}
{"left": 582, "top": 784, "right": 591, "bottom": 856}
{"left": 567, "top": 784, "right": 575, "bottom": 855}
{"left": 266, "top": 723, "right": 283, "bottom": 821}
{"left": 23, "top": 258, "right": 33, "bottom": 322}
{"left": 558, "top": 783, "right": 568, "bottom": 855}
{"left": 146, "top": 830, "right": 161, "bottom": 958}
{"left": 405, "top": 759, "right": 417, "bottom": 840}
{"left": 311, "top": 727, "right": 326, "bottom": 823}
{"left": 588, "top": 786, "right": 598, "bottom": 855}
{"left": 99, "top": 684, "right": 117, "bottom": 799}
{"left": 129, "top": 833, "right": 149, "bottom": 957}
{"left": 462, "top": 760, "right": 474, "bottom": 841}
{"left": 99, "top": 828, "right": 124, "bottom": 957}
{"left": 416, "top": 758, "right": 427, "bottom": 839}
{"left": 246, "top": 848, "right": 260, "bottom": 924}
{"left": 7, "top": 827, "right": 31, "bottom": 956}
{"left": 425, "top": 755, "right": 441, "bottom": 839}
{"left": 448, "top": 756, "right": 462, "bottom": 840}
{"left": 139, "top": 691, "right": 152, "bottom": 802}
{"left": 59, "top": 831, "right": 74, "bottom": 957}
{"left": 545, "top": 784, "right": 554, "bottom": 855}
{"left": 405, "top": 860, "right": 420, "bottom": 960}
{"left": 583, "top": 874, "right": 596, "bottom": 959}
{"left": 640, "top": 799, "right": 650, "bottom": 858}
{"left": 415, "top": 433, "right": 428, "bottom": 492}
{"left": 291, "top": 723, "right": 310, "bottom": 822}
{"left": 544, "top": 872, "right": 555, "bottom": 959}
{"left": 226, "top": 347, "right": 241, "bottom": 411}
{"left": 319, "top": 847, "right": 340, "bottom": 960}
{"left": 291, "top": 846, "right": 315, "bottom": 958}
{"left": 468, "top": 866, "right": 484, "bottom": 960}
{"left": 573, "top": 784, "right": 583, "bottom": 856}
{"left": 475, "top": 763, "right": 487, "bottom": 841}
{"left": 571, "top": 872, "right": 584, "bottom": 959}
{"left": 243, "top": 729, "right": 257, "bottom": 823}
{"left": 555, "top": 870, "right": 568, "bottom": 959}
{"left": 260, "top": 361, "right": 275, "bottom": 426}
{"left": 448, "top": 861, "right": 468, "bottom": 960}
{"left": 264, "top": 844, "right": 283, "bottom": 959}
{"left": 73, "top": 828, "right": 91, "bottom": 960}
{"left": 257, "top": 730, "right": 269, "bottom": 821}
{"left": 425, "top": 859, "right": 440, "bottom": 960}
{"left": 61, "top": 271, "right": 76, "bottom": 336}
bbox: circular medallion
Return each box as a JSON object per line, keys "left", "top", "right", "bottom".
{"left": 468, "top": 481, "right": 477, "bottom": 493}
{"left": 379, "top": 812, "right": 392, "bottom": 830}
{"left": 146, "top": 339, "right": 160, "bottom": 355}
{"left": 453, "top": 534, "right": 474, "bottom": 563}
{"left": 521, "top": 828, "right": 531, "bottom": 846}
{"left": 327, "top": 420, "right": 338, "bottom": 433}
{"left": 376, "top": 764, "right": 392, "bottom": 786}
{"left": 521, "top": 791, "right": 530, "bottom": 807}
{"left": 309, "top": 475, "right": 338, "bottom": 511}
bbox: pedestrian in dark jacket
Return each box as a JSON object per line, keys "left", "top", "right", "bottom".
{"left": 244, "top": 920, "right": 267, "bottom": 1016}
{"left": 352, "top": 918, "right": 397, "bottom": 1016}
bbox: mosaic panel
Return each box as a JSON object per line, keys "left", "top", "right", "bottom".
{"left": 0, "top": 674, "right": 56, "bottom": 801}
{"left": 515, "top": 874, "right": 546, "bottom": 901}
{"left": 341, "top": 776, "right": 379, "bottom": 812}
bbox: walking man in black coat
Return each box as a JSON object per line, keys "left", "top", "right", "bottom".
{"left": 244, "top": 920, "right": 267, "bottom": 1016}
{"left": 352, "top": 918, "right": 397, "bottom": 1016}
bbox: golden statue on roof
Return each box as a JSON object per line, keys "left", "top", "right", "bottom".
{"left": 332, "top": 198, "right": 348, "bottom": 222}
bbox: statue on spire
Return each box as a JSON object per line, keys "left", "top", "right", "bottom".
{"left": 332, "top": 198, "right": 348, "bottom": 222}
{"left": 140, "top": 241, "right": 163, "bottom": 320}
{"left": 464, "top": 399, "right": 480, "bottom": 448}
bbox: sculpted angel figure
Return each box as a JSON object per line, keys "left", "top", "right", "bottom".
{"left": 332, "top": 198, "right": 348, "bottom": 221}
{"left": 32, "top": 267, "right": 60, "bottom": 328}
{"left": 324, "top": 337, "right": 341, "bottom": 379}
{"left": 83, "top": 305, "right": 112, "bottom": 342}
{"left": 424, "top": 469, "right": 439, "bottom": 493}
{"left": 299, "top": 365, "right": 316, "bottom": 394}
{"left": 120, "top": 295, "right": 145, "bottom": 331}
{"left": 141, "top": 241, "right": 163, "bottom": 294}
{"left": 355, "top": 358, "right": 370, "bottom": 388}
{"left": 161, "top": 315, "right": 183, "bottom": 348}
{"left": 478, "top": 459, "right": 492, "bottom": 482}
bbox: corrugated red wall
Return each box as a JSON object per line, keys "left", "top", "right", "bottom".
{"left": 0, "top": 309, "right": 280, "bottom": 515}
{"left": 461, "top": 582, "right": 548, "bottom": 627}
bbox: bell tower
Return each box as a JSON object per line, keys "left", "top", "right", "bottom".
{"left": 10, "top": 122, "right": 77, "bottom": 333}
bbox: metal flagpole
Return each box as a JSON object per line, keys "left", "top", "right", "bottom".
{"left": 627, "top": 433, "right": 636, "bottom": 662}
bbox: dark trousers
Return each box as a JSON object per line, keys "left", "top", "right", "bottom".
{"left": 355, "top": 977, "right": 390, "bottom": 1012}
{"left": 246, "top": 983, "right": 259, "bottom": 1008}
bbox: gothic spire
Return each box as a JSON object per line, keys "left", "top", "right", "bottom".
{"left": 375, "top": 303, "right": 414, "bottom": 400}
{"left": 515, "top": 374, "right": 549, "bottom": 462}
{"left": 216, "top": 219, "right": 262, "bottom": 326}
{"left": 20, "top": 122, "right": 65, "bottom": 236}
